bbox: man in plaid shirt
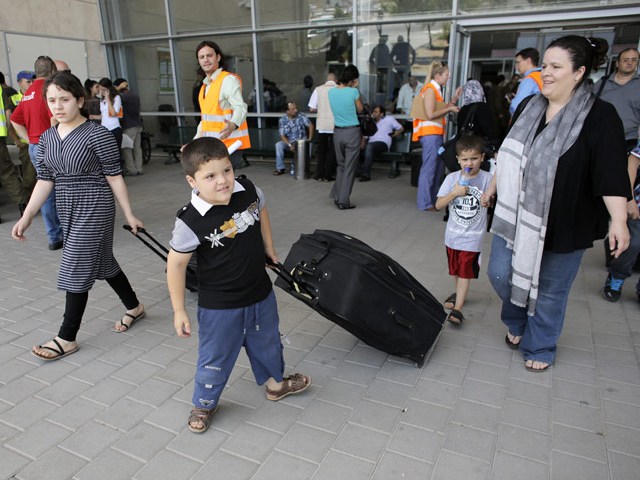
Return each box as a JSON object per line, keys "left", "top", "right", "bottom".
{"left": 273, "top": 102, "right": 314, "bottom": 175}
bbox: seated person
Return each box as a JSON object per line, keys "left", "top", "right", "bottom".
{"left": 359, "top": 105, "right": 404, "bottom": 181}
{"left": 274, "top": 102, "right": 314, "bottom": 175}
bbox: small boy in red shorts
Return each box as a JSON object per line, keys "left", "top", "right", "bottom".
{"left": 435, "top": 135, "right": 493, "bottom": 324}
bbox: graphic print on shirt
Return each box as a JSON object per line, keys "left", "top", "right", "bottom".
{"left": 204, "top": 201, "right": 260, "bottom": 247}
{"left": 450, "top": 186, "right": 484, "bottom": 227}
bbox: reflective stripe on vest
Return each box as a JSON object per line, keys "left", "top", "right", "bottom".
{"left": 199, "top": 71, "right": 251, "bottom": 150}
{"left": 526, "top": 70, "right": 543, "bottom": 90}
{"left": 412, "top": 82, "right": 445, "bottom": 141}
{"left": 0, "top": 87, "right": 8, "bottom": 137}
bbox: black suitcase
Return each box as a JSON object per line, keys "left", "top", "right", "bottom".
{"left": 272, "top": 230, "right": 445, "bottom": 366}
{"left": 123, "top": 225, "right": 198, "bottom": 292}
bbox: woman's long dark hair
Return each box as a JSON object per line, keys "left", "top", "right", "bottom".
{"left": 339, "top": 65, "right": 359, "bottom": 85}
{"left": 98, "top": 77, "right": 120, "bottom": 102}
{"left": 44, "top": 71, "right": 89, "bottom": 118}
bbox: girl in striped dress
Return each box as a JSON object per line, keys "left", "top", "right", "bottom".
{"left": 12, "top": 72, "right": 145, "bottom": 361}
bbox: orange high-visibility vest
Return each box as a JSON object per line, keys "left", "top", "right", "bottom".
{"left": 199, "top": 71, "right": 251, "bottom": 150}
{"left": 412, "top": 82, "right": 446, "bottom": 142}
{"left": 525, "top": 70, "right": 543, "bottom": 90}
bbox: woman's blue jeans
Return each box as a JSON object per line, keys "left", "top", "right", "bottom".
{"left": 29, "top": 143, "right": 62, "bottom": 244}
{"left": 487, "top": 235, "right": 584, "bottom": 365}
{"left": 417, "top": 134, "right": 444, "bottom": 210}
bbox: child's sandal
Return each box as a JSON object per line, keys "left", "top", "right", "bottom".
{"left": 443, "top": 293, "right": 457, "bottom": 310}
{"left": 266, "top": 373, "right": 311, "bottom": 401}
{"left": 446, "top": 309, "right": 465, "bottom": 325}
{"left": 187, "top": 406, "right": 218, "bottom": 433}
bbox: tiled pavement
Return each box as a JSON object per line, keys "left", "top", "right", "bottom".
{"left": 1, "top": 150, "right": 639, "bottom": 480}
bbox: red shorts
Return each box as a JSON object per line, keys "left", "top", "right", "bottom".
{"left": 446, "top": 247, "right": 481, "bottom": 279}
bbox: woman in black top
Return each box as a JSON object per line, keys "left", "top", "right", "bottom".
{"left": 482, "top": 35, "right": 630, "bottom": 372}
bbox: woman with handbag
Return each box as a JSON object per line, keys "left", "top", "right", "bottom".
{"left": 482, "top": 35, "right": 630, "bottom": 372}
{"left": 412, "top": 62, "right": 461, "bottom": 211}
{"left": 328, "top": 65, "right": 363, "bottom": 210}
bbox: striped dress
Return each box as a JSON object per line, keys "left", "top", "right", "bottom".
{"left": 37, "top": 121, "right": 123, "bottom": 293}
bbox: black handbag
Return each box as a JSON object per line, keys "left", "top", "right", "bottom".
{"left": 359, "top": 112, "right": 378, "bottom": 136}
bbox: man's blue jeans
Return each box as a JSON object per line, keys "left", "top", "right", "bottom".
{"left": 608, "top": 218, "right": 640, "bottom": 287}
{"left": 487, "top": 235, "right": 584, "bottom": 365}
{"left": 275, "top": 140, "right": 293, "bottom": 172}
{"left": 29, "top": 143, "right": 62, "bottom": 244}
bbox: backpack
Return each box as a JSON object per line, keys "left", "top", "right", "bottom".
{"left": 438, "top": 104, "right": 492, "bottom": 172}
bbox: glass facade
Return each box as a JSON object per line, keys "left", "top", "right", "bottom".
{"left": 98, "top": 0, "right": 639, "bottom": 139}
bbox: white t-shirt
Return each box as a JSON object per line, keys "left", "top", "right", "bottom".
{"left": 437, "top": 169, "right": 493, "bottom": 252}
{"left": 100, "top": 95, "right": 122, "bottom": 131}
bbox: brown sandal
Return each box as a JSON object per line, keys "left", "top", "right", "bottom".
{"left": 265, "top": 373, "right": 312, "bottom": 401}
{"left": 187, "top": 406, "right": 218, "bottom": 433}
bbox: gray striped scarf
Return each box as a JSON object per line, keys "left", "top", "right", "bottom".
{"left": 491, "top": 84, "right": 594, "bottom": 315}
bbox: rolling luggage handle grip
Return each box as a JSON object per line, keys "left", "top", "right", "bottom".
{"left": 389, "top": 308, "right": 414, "bottom": 331}
{"left": 266, "top": 258, "right": 316, "bottom": 301}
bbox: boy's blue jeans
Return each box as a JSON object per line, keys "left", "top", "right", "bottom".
{"left": 29, "top": 143, "right": 62, "bottom": 244}
{"left": 487, "top": 235, "right": 584, "bottom": 365}
{"left": 608, "top": 218, "right": 640, "bottom": 284}
{"left": 192, "top": 290, "right": 284, "bottom": 410}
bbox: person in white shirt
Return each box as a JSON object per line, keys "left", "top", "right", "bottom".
{"left": 308, "top": 73, "right": 337, "bottom": 181}
{"left": 396, "top": 76, "right": 422, "bottom": 114}
{"left": 359, "top": 105, "right": 404, "bottom": 181}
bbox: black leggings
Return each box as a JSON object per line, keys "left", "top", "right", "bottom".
{"left": 58, "top": 270, "right": 139, "bottom": 341}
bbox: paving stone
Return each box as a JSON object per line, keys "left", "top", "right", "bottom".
{"left": 0, "top": 375, "right": 47, "bottom": 405}
{"left": 332, "top": 423, "right": 389, "bottom": 462}
{"left": 0, "top": 358, "right": 37, "bottom": 384}
{"left": 133, "top": 449, "right": 202, "bottom": 480}
{"left": 111, "top": 359, "right": 163, "bottom": 386}
{"left": 451, "top": 399, "right": 501, "bottom": 434}
{"left": 332, "top": 361, "right": 379, "bottom": 387}
{"left": 428, "top": 345, "right": 473, "bottom": 369}
{"left": 604, "top": 423, "right": 640, "bottom": 459}
{"left": 505, "top": 378, "right": 551, "bottom": 408}
{"left": 553, "top": 361, "right": 597, "bottom": 386}
{"left": 111, "top": 421, "right": 174, "bottom": 464}
{"left": 222, "top": 377, "right": 269, "bottom": 408}
{"left": 137, "top": 344, "right": 186, "bottom": 367}
{"left": 470, "top": 344, "right": 513, "bottom": 367}
{"left": 411, "top": 378, "right": 459, "bottom": 407}
{"left": 437, "top": 330, "right": 476, "bottom": 351}
{"left": 191, "top": 451, "right": 257, "bottom": 480}
{"left": 553, "top": 378, "right": 599, "bottom": 408}
{"left": 459, "top": 378, "right": 506, "bottom": 408}
{"left": 153, "top": 360, "right": 196, "bottom": 386}
{"left": 166, "top": 427, "right": 227, "bottom": 463}
{"left": 501, "top": 398, "right": 550, "bottom": 434}
{"left": 220, "top": 422, "right": 282, "bottom": 463}
{"left": 552, "top": 424, "right": 607, "bottom": 463}
{"left": 599, "top": 379, "right": 640, "bottom": 406}
{"left": 364, "top": 378, "right": 414, "bottom": 408}
{"left": 312, "top": 450, "right": 375, "bottom": 480}
{"left": 609, "top": 450, "right": 640, "bottom": 480}
{"left": 400, "top": 398, "right": 451, "bottom": 433}
{"left": 314, "top": 378, "right": 367, "bottom": 408}
{"left": 370, "top": 451, "right": 432, "bottom": 480}
{"left": 252, "top": 451, "right": 317, "bottom": 480}
{"left": 34, "top": 376, "right": 92, "bottom": 406}
{"left": 127, "top": 377, "right": 183, "bottom": 408}
{"left": 0, "top": 396, "right": 58, "bottom": 431}
{"left": 15, "top": 447, "right": 87, "bottom": 480}
{"left": 5, "top": 419, "right": 72, "bottom": 460}
{"left": 319, "top": 330, "right": 358, "bottom": 352}
{"left": 350, "top": 399, "right": 402, "bottom": 434}
{"left": 552, "top": 398, "right": 604, "bottom": 433}
{"left": 144, "top": 398, "right": 193, "bottom": 434}
{"left": 0, "top": 445, "right": 30, "bottom": 479}
{"left": 58, "top": 421, "right": 121, "bottom": 460}
{"left": 67, "top": 358, "right": 121, "bottom": 385}
{"left": 421, "top": 360, "right": 466, "bottom": 386}
{"left": 492, "top": 450, "right": 549, "bottom": 480}
{"left": 276, "top": 422, "right": 336, "bottom": 463}
{"left": 551, "top": 450, "right": 609, "bottom": 480}
{"left": 297, "top": 399, "right": 351, "bottom": 434}
{"left": 74, "top": 448, "right": 144, "bottom": 480}
{"left": 430, "top": 450, "right": 490, "bottom": 480}
{"left": 122, "top": 329, "right": 170, "bottom": 351}
{"left": 284, "top": 330, "right": 324, "bottom": 352}
{"left": 597, "top": 361, "right": 640, "bottom": 385}
{"left": 442, "top": 423, "right": 496, "bottom": 463}
{"left": 96, "top": 397, "right": 154, "bottom": 432}
{"left": 386, "top": 423, "right": 442, "bottom": 462}
{"left": 496, "top": 424, "right": 550, "bottom": 464}
{"left": 243, "top": 399, "right": 302, "bottom": 434}
{"left": 304, "top": 344, "right": 350, "bottom": 368}
{"left": 345, "top": 344, "right": 389, "bottom": 368}
{"left": 603, "top": 399, "right": 640, "bottom": 429}
{"left": 466, "top": 359, "right": 510, "bottom": 386}
{"left": 80, "top": 372, "right": 138, "bottom": 406}
{"left": 204, "top": 400, "right": 254, "bottom": 435}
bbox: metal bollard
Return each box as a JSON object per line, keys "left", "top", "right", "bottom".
{"left": 295, "top": 139, "right": 308, "bottom": 180}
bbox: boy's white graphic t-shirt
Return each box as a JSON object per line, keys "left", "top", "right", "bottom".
{"left": 437, "top": 170, "right": 493, "bottom": 252}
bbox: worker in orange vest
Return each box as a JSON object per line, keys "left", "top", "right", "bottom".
{"left": 195, "top": 41, "right": 251, "bottom": 170}
{"left": 510, "top": 48, "right": 542, "bottom": 116}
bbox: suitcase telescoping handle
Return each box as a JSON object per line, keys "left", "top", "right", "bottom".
{"left": 123, "top": 225, "right": 169, "bottom": 262}
{"left": 265, "top": 257, "right": 315, "bottom": 300}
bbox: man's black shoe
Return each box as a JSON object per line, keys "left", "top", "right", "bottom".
{"left": 602, "top": 273, "right": 624, "bottom": 302}
{"left": 337, "top": 203, "right": 356, "bottom": 210}
{"left": 359, "top": 176, "right": 370, "bottom": 182}
{"left": 49, "top": 240, "right": 63, "bottom": 251}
